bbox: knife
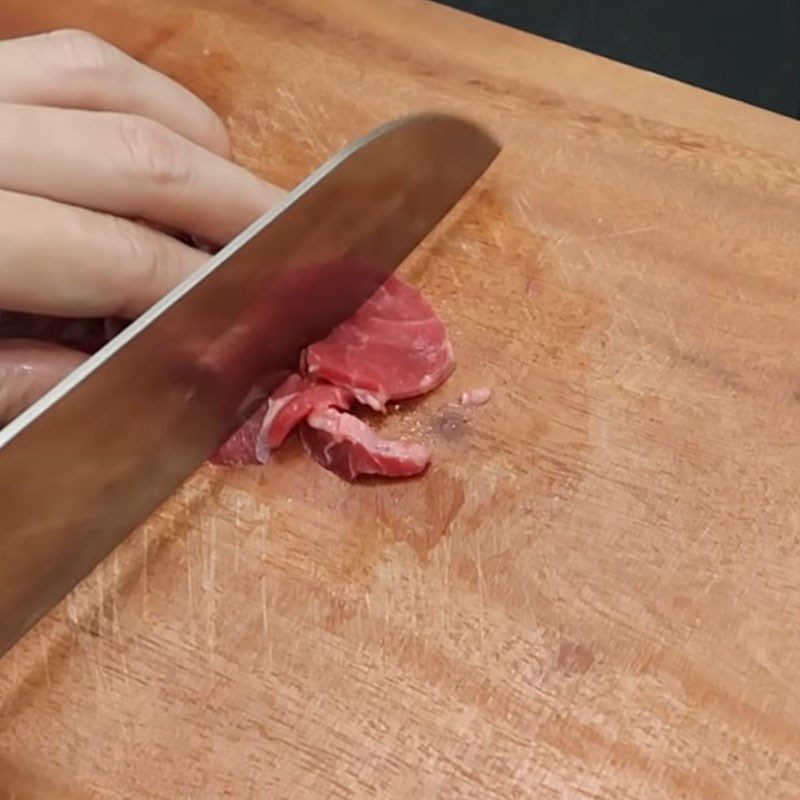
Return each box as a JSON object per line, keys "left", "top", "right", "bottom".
{"left": 0, "top": 112, "right": 499, "bottom": 656}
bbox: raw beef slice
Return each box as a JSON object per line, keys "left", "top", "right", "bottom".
{"left": 213, "top": 275, "right": 454, "bottom": 480}
{"left": 212, "top": 402, "right": 270, "bottom": 467}
{"left": 303, "top": 275, "right": 454, "bottom": 410}
{"left": 211, "top": 374, "right": 353, "bottom": 466}
{"left": 301, "top": 408, "right": 430, "bottom": 480}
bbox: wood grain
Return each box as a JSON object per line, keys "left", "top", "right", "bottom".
{"left": 3, "top": 1, "right": 800, "bottom": 797}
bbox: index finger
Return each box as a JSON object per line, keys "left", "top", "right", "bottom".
{"left": 0, "top": 28, "right": 230, "bottom": 158}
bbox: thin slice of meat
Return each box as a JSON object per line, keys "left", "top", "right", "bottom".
{"left": 460, "top": 387, "right": 492, "bottom": 407}
{"left": 211, "top": 373, "right": 355, "bottom": 465}
{"left": 303, "top": 275, "right": 454, "bottom": 410}
{"left": 300, "top": 407, "right": 430, "bottom": 481}
{"left": 211, "top": 402, "right": 269, "bottom": 466}
{"left": 255, "top": 373, "right": 354, "bottom": 460}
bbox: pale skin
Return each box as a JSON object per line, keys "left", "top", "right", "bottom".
{"left": 0, "top": 28, "right": 285, "bottom": 423}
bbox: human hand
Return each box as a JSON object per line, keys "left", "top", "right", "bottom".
{"left": 0, "top": 29, "right": 283, "bottom": 423}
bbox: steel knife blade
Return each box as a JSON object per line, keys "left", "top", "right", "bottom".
{"left": 0, "top": 112, "right": 499, "bottom": 656}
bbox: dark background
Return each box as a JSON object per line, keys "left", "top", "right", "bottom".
{"left": 436, "top": 0, "right": 800, "bottom": 118}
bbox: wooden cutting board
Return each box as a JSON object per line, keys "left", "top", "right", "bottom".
{"left": 3, "top": 1, "right": 800, "bottom": 797}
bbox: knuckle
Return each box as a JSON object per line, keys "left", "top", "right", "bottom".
{"left": 123, "top": 218, "right": 164, "bottom": 276}
{"left": 114, "top": 114, "right": 189, "bottom": 188}
{"left": 41, "top": 29, "right": 118, "bottom": 79}
{"left": 208, "top": 117, "right": 231, "bottom": 159}
{"left": 111, "top": 218, "right": 184, "bottom": 313}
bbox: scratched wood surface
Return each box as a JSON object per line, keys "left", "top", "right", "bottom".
{"left": 3, "top": 1, "right": 800, "bottom": 798}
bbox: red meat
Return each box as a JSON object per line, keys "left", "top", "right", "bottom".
{"left": 300, "top": 408, "right": 430, "bottom": 480}
{"left": 211, "top": 275, "right": 454, "bottom": 479}
{"left": 303, "top": 275, "right": 454, "bottom": 410}
{"left": 255, "top": 373, "right": 354, "bottom": 459}
{"left": 211, "top": 402, "right": 270, "bottom": 467}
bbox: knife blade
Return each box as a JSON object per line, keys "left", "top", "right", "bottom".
{"left": 0, "top": 112, "right": 499, "bottom": 656}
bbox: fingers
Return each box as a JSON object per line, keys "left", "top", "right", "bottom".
{"left": 0, "top": 103, "right": 283, "bottom": 244}
{"left": 0, "top": 339, "right": 86, "bottom": 424}
{"left": 0, "top": 29, "right": 231, "bottom": 158}
{"left": 0, "top": 189, "right": 209, "bottom": 318}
